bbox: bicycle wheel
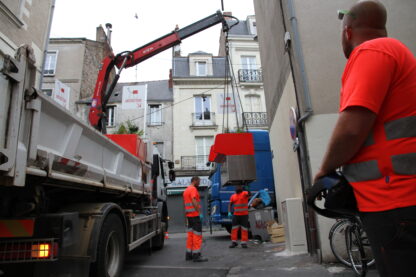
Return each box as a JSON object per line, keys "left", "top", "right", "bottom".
{"left": 359, "top": 229, "right": 376, "bottom": 267}
{"left": 346, "top": 224, "right": 367, "bottom": 276}
{"left": 329, "top": 219, "right": 352, "bottom": 267}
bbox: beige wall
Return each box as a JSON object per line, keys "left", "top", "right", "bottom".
{"left": 42, "top": 40, "right": 85, "bottom": 114}
{"left": 269, "top": 73, "right": 303, "bottom": 220}
{"left": 0, "top": 0, "right": 53, "bottom": 85}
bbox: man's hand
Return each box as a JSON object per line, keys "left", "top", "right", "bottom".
{"left": 313, "top": 168, "right": 328, "bottom": 184}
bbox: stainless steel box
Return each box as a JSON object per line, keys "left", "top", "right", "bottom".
{"left": 220, "top": 155, "right": 256, "bottom": 186}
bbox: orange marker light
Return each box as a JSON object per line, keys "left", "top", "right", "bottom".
{"left": 32, "top": 243, "right": 50, "bottom": 258}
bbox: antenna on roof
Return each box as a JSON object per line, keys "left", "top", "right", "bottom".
{"left": 221, "top": 0, "right": 224, "bottom": 11}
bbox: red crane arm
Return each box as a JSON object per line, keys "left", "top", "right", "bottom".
{"left": 89, "top": 11, "right": 228, "bottom": 132}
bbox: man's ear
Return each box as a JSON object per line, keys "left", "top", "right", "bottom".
{"left": 345, "top": 26, "right": 353, "bottom": 41}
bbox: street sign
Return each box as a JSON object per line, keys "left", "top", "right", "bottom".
{"left": 53, "top": 80, "right": 70, "bottom": 110}
{"left": 289, "top": 107, "right": 297, "bottom": 140}
{"left": 122, "top": 85, "right": 147, "bottom": 110}
{"left": 217, "top": 93, "right": 240, "bottom": 114}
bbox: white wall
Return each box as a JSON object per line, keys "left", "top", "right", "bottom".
{"left": 269, "top": 74, "right": 304, "bottom": 221}
{"left": 304, "top": 113, "right": 338, "bottom": 262}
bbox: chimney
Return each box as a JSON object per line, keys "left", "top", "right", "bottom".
{"left": 96, "top": 25, "right": 107, "bottom": 43}
{"left": 168, "top": 69, "right": 173, "bottom": 88}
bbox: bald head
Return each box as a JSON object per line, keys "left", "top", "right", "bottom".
{"left": 346, "top": 0, "right": 387, "bottom": 30}
{"left": 341, "top": 0, "right": 388, "bottom": 58}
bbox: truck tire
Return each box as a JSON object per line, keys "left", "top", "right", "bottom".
{"left": 152, "top": 222, "right": 166, "bottom": 250}
{"left": 90, "top": 213, "right": 125, "bottom": 277}
{"left": 225, "top": 224, "right": 232, "bottom": 234}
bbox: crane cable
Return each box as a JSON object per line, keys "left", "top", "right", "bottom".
{"left": 222, "top": 16, "right": 248, "bottom": 133}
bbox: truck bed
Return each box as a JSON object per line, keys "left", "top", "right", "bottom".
{"left": 0, "top": 58, "right": 150, "bottom": 195}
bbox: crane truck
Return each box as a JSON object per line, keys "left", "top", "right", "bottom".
{"left": 0, "top": 11, "right": 229, "bottom": 277}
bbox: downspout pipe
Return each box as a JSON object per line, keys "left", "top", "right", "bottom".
{"left": 39, "top": 0, "right": 56, "bottom": 90}
{"left": 287, "top": 0, "right": 313, "bottom": 116}
{"left": 286, "top": 0, "right": 318, "bottom": 257}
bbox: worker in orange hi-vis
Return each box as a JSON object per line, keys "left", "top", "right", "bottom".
{"left": 183, "top": 176, "right": 208, "bottom": 262}
{"left": 228, "top": 184, "right": 250, "bottom": 248}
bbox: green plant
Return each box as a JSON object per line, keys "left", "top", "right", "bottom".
{"left": 114, "top": 120, "right": 144, "bottom": 136}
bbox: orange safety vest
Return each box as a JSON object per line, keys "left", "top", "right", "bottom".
{"left": 183, "top": 185, "right": 200, "bottom": 217}
{"left": 230, "top": 191, "right": 249, "bottom": 216}
{"left": 340, "top": 38, "right": 416, "bottom": 212}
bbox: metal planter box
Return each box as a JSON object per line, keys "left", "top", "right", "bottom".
{"left": 220, "top": 155, "right": 256, "bottom": 186}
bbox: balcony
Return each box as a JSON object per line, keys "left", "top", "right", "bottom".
{"left": 238, "top": 69, "right": 263, "bottom": 83}
{"left": 147, "top": 121, "right": 164, "bottom": 127}
{"left": 181, "top": 155, "right": 210, "bottom": 170}
{"left": 191, "top": 112, "right": 217, "bottom": 129}
{"left": 243, "top": 112, "right": 268, "bottom": 127}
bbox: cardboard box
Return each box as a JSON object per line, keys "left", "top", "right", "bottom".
{"left": 267, "top": 221, "right": 285, "bottom": 243}
{"left": 271, "top": 235, "right": 285, "bottom": 243}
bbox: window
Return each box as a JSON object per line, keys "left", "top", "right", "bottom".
{"left": 42, "top": 88, "right": 53, "bottom": 97}
{"left": 195, "top": 136, "right": 214, "bottom": 169}
{"left": 196, "top": 61, "right": 207, "bottom": 76}
{"left": 245, "top": 95, "right": 261, "bottom": 112}
{"left": 107, "top": 106, "right": 116, "bottom": 127}
{"left": 241, "top": 56, "right": 257, "bottom": 70}
{"left": 148, "top": 104, "right": 162, "bottom": 126}
{"left": 44, "top": 51, "right": 58, "bottom": 76}
{"left": 194, "top": 96, "right": 211, "bottom": 123}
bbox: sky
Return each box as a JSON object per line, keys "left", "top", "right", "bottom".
{"left": 50, "top": 0, "right": 255, "bottom": 82}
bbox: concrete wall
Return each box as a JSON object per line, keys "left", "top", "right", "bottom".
{"left": 81, "top": 40, "right": 112, "bottom": 99}
{"left": 0, "top": 0, "right": 53, "bottom": 85}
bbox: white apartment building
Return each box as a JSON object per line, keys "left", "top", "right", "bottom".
{"left": 172, "top": 15, "right": 267, "bottom": 177}
{"left": 220, "top": 15, "right": 267, "bottom": 129}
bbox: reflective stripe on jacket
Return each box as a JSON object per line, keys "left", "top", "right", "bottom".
{"left": 230, "top": 191, "right": 249, "bottom": 216}
{"left": 183, "top": 185, "right": 200, "bottom": 217}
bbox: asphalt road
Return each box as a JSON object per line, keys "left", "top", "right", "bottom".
{"left": 121, "top": 230, "right": 379, "bottom": 277}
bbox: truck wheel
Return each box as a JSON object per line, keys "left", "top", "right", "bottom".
{"left": 152, "top": 222, "right": 166, "bottom": 250}
{"left": 225, "top": 225, "right": 232, "bottom": 234}
{"left": 91, "top": 213, "right": 125, "bottom": 277}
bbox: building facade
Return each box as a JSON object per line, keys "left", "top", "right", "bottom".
{"left": 219, "top": 15, "right": 268, "bottom": 130}
{"left": 77, "top": 80, "right": 174, "bottom": 161}
{"left": 41, "top": 26, "right": 112, "bottom": 115}
{"left": 0, "top": 0, "right": 54, "bottom": 86}
{"left": 172, "top": 51, "right": 230, "bottom": 176}
{"left": 254, "top": 0, "right": 416, "bottom": 261}
{"left": 172, "top": 16, "right": 267, "bottom": 177}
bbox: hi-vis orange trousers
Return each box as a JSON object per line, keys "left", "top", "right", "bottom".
{"left": 231, "top": 215, "right": 249, "bottom": 243}
{"left": 186, "top": 216, "right": 202, "bottom": 254}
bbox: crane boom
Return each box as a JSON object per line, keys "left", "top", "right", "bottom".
{"left": 89, "top": 11, "right": 228, "bottom": 132}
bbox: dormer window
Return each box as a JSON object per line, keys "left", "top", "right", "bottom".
{"left": 196, "top": 61, "right": 207, "bottom": 76}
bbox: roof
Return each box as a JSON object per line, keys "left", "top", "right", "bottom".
{"left": 228, "top": 20, "right": 254, "bottom": 36}
{"left": 172, "top": 56, "right": 227, "bottom": 78}
{"left": 77, "top": 80, "right": 172, "bottom": 104}
{"left": 111, "top": 80, "right": 172, "bottom": 103}
{"left": 189, "top": 51, "right": 211, "bottom": 55}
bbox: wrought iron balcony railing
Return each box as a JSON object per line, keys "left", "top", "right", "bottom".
{"left": 181, "top": 155, "right": 210, "bottom": 170}
{"left": 243, "top": 112, "right": 268, "bottom": 127}
{"left": 238, "top": 69, "right": 263, "bottom": 83}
